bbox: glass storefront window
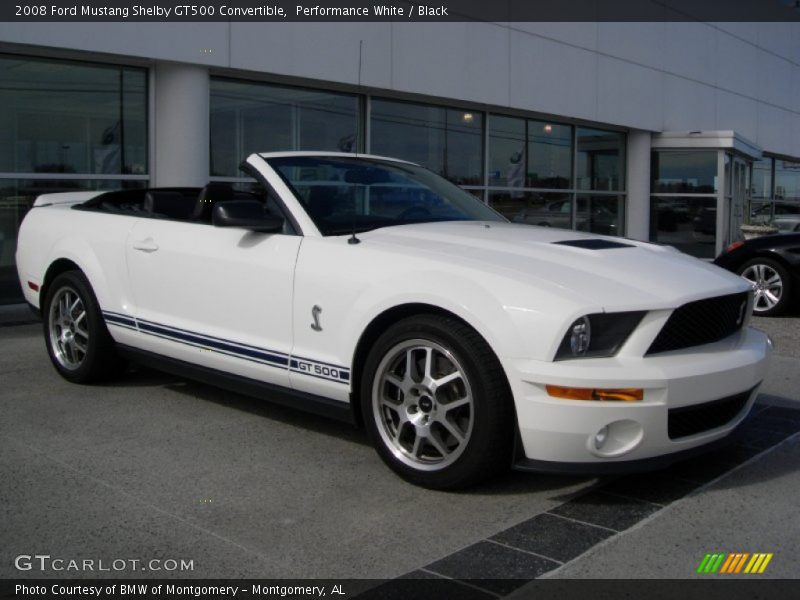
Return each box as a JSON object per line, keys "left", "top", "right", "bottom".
{"left": 370, "top": 99, "right": 483, "bottom": 186}
{"left": 528, "top": 120, "right": 572, "bottom": 189}
{"left": 576, "top": 128, "right": 624, "bottom": 191}
{"left": 751, "top": 158, "right": 771, "bottom": 200}
{"left": 488, "top": 116, "right": 573, "bottom": 190}
{"left": 652, "top": 151, "right": 718, "bottom": 194}
{"left": 576, "top": 195, "right": 625, "bottom": 236}
{"left": 488, "top": 120, "right": 626, "bottom": 236}
{"left": 466, "top": 189, "right": 486, "bottom": 203}
{"left": 774, "top": 159, "right": 800, "bottom": 201}
{"left": 488, "top": 116, "right": 525, "bottom": 188}
{"left": 210, "top": 78, "right": 360, "bottom": 177}
{"left": 0, "top": 55, "right": 147, "bottom": 176}
{"left": 650, "top": 196, "right": 717, "bottom": 259}
{"left": 1, "top": 55, "right": 148, "bottom": 304}
{"left": 489, "top": 191, "right": 572, "bottom": 228}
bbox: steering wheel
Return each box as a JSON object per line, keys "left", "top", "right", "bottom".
{"left": 398, "top": 205, "right": 432, "bottom": 220}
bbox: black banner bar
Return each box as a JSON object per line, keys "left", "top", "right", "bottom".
{"left": 4, "top": 579, "right": 800, "bottom": 600}
{"left": 2, "top": 0, "right": 800, "bottom": 22}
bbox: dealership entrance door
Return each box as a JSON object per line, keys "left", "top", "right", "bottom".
{"left": 650, "top": 131, "right": 762, "bottom": 258}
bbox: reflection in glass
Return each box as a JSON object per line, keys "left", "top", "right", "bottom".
{"left": 0, "top": 179, "right": 146, "bottom": 303}
{"left": 268, "top": 156, "right": 501, "bottom": 236}
{"left": 651, "top": 151, "right": 717, "bottom": 194}
{"left": 210, "top": 78, "right": 360, "bottom": 176}
{"left": 370, "top": 99, "right": 483, "bottom": 186}
{"left": 528, "top": 120, "right": 572, "bottom": 189}
{"left": 489, "top": 191, "right": 572, "bottom": 229}
{"left": 650, "top": 196, "right": 716, "bottom": 258}
{"left": 751, "top": 158, "right": 772, "bottom": 200}
{"left": 775, "top": 159, "right": 800, "bottom": 201}
{"left": 576, "top": 195, "right": 624, "bottom": 236}
{"left": 577, "top": 128, "right": 624, "bottom": 191}
{"left": 0, "top": 55, "right": 147, "bottom": 175}
{"left": 488, "top": 116, "right": 525, "bottom": 188}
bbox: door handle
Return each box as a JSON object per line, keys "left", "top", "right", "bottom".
{"left": 132, "top": 238, "right": 159, "bottom": 253}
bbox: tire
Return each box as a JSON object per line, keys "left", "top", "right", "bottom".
{"left": 737, "top": 258, "right": 792, "bottom": 317}
{"left": 360, "top": 314, "right": 514, "bottom": 490}
{"left": 42, "top": 271, "right": 123, "bottom": 383}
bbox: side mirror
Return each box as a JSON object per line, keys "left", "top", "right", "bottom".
{"left": 212, "top": 200, "right": 284, "bottom": 233}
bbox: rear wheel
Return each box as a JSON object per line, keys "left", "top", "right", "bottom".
{"left": 361, "top": 314, "right": 514, "bottom": 489}
{"left": 43, "top": 271, "right": 123, "bottom": 383}
{"left": 738, "top": 258, "right": 792, "bottom": 316}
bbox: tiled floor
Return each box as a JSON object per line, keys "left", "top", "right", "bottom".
{"left": 361, "top": 401, "right": 800, "bottom": 598}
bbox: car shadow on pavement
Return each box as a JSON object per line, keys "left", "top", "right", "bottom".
{"left": 163, "top": 373, "right": 598, "bottom": 496}
{"left": 102, "top": 365, "right": 597, "bottom": 496}
{"left": 100, "top": 369, "right": 800, "bottom": 498}
{"left": 112, "top": 365, "right": 371, "bottom": 445}
{"left": 466, "top": 470, "right": 600, "bottom": 499}
{"left": 103, "top": 364, "right": 185, "bottom": 387}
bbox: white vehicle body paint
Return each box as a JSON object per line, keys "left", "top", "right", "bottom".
{"left": 16, "top": 152, "right": 771, "bottom": 470}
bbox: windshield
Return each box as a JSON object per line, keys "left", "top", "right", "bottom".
{"left": 266, "top": 155, "right": 505, "bottom": 235}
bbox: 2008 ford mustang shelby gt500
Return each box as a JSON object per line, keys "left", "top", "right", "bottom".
{"left": 16, "top": 152, "right": 771, "bottom": 489}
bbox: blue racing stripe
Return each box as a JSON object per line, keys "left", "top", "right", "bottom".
{"left": 135, "top": 317, "right": 290, "bottom": 358}
{"left": 141, "top": 329, "right": 289, "bottom": 370}
{"left": 103, "top": 311, "right": 137, "bottom": 328}
{"left": 137, "top": 320, "right": 289, "bottom": 367}
{"left": 101, "top": 311, "right": 349, "bottom": 384}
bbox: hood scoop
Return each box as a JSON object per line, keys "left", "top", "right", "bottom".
{"left": 553, "top": 239, "right": 634, "bottom": 250}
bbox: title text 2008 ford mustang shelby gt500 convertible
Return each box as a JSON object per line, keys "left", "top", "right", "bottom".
{"left": 16, "top": 152, "right": 771, "bottom": 489}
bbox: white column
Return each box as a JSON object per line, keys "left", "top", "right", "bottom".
{"left": 625, "top": 129, "right": 652, "bottom": 241}
{"left": 152, "top": 62, "right": 209, "bottom": 187}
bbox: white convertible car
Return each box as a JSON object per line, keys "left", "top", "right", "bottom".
{"left": 16, "top": 152, "right": 771, "bottom": 489}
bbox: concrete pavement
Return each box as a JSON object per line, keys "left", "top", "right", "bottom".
{"left": 1, "top": 311, "right": 798, "bottom": 591}
{"left": 507, "top": 314, "right": 800, "bottom": 586}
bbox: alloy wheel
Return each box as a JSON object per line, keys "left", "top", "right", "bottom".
{"left": 372, "top": 339, "right": 474, "bottom": 471}
{"left": 741, "top": 263, "right": 783, "bottom": 313}
{"left": 48, "top": 286, "right": 89, "bottom": 370}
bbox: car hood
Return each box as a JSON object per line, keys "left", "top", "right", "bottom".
{"left": 359, "top": 221, "right": 748, "bottom": 311}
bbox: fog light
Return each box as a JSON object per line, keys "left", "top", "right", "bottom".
{"left": 586, "top": 419, "right": 644, "bottom": 458}
{"left": 594, "top": 426, "right": 609, "bottom": 450}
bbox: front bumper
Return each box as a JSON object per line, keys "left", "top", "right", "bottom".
{"left": 503, "top": 327, "right": 771, "bottom": 469}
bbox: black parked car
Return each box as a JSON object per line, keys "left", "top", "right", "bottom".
{"left": 714, "top": 233, "right": 800, "bottom": 316}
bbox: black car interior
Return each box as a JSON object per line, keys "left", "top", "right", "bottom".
{"left": 76, "top": 182, "right": 294, "bottom": 233}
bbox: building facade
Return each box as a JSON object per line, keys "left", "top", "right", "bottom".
{"left": 1, "top": 21, "right": 799, "bottom": 303}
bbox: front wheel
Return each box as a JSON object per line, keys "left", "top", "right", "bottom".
{"left": 738, "top": 258, "right": 792, "bottom": 316}
{"left": 361, "top": 315, "right": 514, "bottom": 489}
{"left": 43, "top": 271, "right": 123, "bottom": 383}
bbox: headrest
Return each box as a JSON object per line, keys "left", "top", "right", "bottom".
{"left": 193, "top": 183, "right": 235, "bottom": 222}
{"left": 144, "top": 191, "right": 194, "bottom": 220}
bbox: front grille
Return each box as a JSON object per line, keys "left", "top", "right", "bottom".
{"left": 647, "top": 292, "right": 749, "bottom": 355}
{"left": 668, "top": 388, "right": 753, "bottom": 439}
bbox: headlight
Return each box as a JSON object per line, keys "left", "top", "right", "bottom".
{"left": 555, "top": 311, "right": 646, "bottom": 360}
{"left": 568, "top": 316, "right": 591, "bottom": 356}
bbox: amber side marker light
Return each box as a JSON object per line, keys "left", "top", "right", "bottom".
{"left": 546, "top": 385, "right": 643, "bottom": 402}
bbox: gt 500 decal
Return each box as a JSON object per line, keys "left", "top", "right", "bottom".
{"left": 102, "top": 310, "right": 350, "bottom": 385}
{"left": 290, "top": 358, "right": 350, "bottom": 383}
